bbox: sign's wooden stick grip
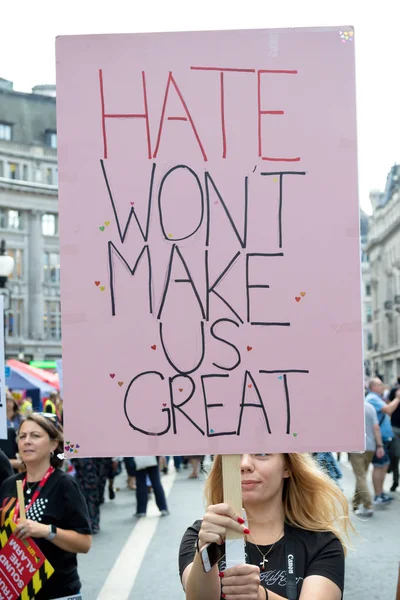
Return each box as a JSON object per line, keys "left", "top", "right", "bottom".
{"left": 16, "top": 480, "right": 26, "bottom": 522}
{"left": 222, "top": 454, "right": 245, "bottom": 568}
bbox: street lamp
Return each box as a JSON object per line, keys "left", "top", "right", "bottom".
{"left": 0, "top": 240, "right": 15, "bottom": 288}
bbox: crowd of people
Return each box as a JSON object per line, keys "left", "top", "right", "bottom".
{"left": 0, "top": 374, "right": 399, "bottom": 599}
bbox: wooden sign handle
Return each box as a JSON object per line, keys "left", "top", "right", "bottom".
{"left": 16, "top": 480, "right": 26, "bottom": 522}
{"left": 222, "top": 454, "right": 245, "bottom": 567}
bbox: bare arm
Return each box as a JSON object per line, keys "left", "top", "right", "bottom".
{"left": 373, "top": 423, "right": 383, "bottom": 447}
{"left": 381, "top": 394, "right": 400, "bottom": 416}
{"left": 15, "top": 520, "right": 91, "bottom": 554}
{"left": 300, "top": 575, "right": 342, "bottom": 599}
{"left": 49, "top": 528, "right": 91, "bottom": 554}
{"left": 182, "top": 555, "right": 220, "bottom": 600}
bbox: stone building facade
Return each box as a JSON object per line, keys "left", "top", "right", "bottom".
{"left": 366, "top": 164, "right": 400, "bottom": 383}
{"left": 360, "top": 210, "right": 373, "bottom": 376}
{"left": 0, "top": 77, "right": 61, "bottom": 360}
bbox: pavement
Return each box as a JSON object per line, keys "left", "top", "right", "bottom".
{"left": 78, "top": 457, "right": 400, "bottom": 600}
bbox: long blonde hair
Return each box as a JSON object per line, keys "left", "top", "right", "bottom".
{"left": 204, "top": 453, "right": 352, "bottom": 553}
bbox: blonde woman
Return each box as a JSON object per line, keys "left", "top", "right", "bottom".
{"left": 179, "top": 453, "right": 351, "bottom": 600}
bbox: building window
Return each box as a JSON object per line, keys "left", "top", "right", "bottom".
{"left": 35, "top": 168, "right": 42, "bottom": 183}
{"left": 54, "top": 168, "right": 58, "bottom": 186}
{"left": 361, "top": 251, "right": 369, "bottom": 263}
{"left": 44, "top": 301, "right": 61, "bottom": 339}
{"left": 367, "top": 333, "right": 373, "bottom": 351}
{"left": 0, "top": 161, "right": 3, "bottom": 177}
{"left": 0, "top": 123, "right": 12, "bottom": 141}
{"left": 43, "top": 252, "right": 60, "bottom": 283}
{"left": 46, "top": 131, "right": 57, "bottom": 149}
{"left": 8, "top": 210, "right": 21, "bottom": 230}
{"left": 22, "top": 164, "right": 28, "bottom": 181}
{"left": 366, "top": 306, "right": 373, "bottom": 323}
{"left": 8, "top": 162, "right": 19, "bottom": 180}
{"left": 42, "top": 214, "right": 57, "bottom": 236}
{"left": 6, "top": 299, "right": 23, "bottom": 338}
{"left": 7, "top": 249, "right": 23, "bottom": 279}
{"left": 0, "top": 210, "right": 23, "bottom": 230}
{"left": 46, "top": 168, "right": 52, "bottom": 185}
{"left": 365, "top": 284, "right": 371, "bottom": 297}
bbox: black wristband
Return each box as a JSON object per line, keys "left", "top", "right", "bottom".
{"left": 377, "top": 445, "right": 383, "bottom": 448}
{"left": 264, "top": 586, "right": 269, "bottom": 599}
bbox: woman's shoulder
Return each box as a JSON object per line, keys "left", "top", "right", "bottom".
{"left": 52, "top": 468, "right": 79, "bottom": 487}
{"left": 179, "top": 520, "right": 202, "bottom": 548}
{"left": 185, "top": 520, "right": 202, "bottom": 535}
{"left": 288, "top": 525, "right": 343, "bottom": 553}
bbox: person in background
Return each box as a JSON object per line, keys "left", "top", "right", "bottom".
{"left": 163, "top": 455, "right": 183, "bottom": 474}
{"left": 366, "top": 377, "right": 400, "bottom": 505}
{"left": 44, "top": 391, "right": 57, "bottom": 415}
{"left": 20, "top": 396, "right": 33, "bottom": 416}
{"left": 312, "top": 452, "right": 343, "bottom": 487}
{"left": 0, "top": 391, "right": 23, "bottom": 472}
{"left": 134, "top": 458, "right": 169, "bottom": 518}
{"left": 73, "top": 457, "right": 106, "bottom": 534}
{"left": 0, "top": 414, "right": 92, "bottom": 599}
{"left": 124, "top": 457, "right": 136, "bottom": 490}
{"left": 186, "top": 455, "right": 204, "bottom": 479}
{"left": 388, "top": 377, "right": 400, "bottom": 492}
{"left": 0, "top": 448, "right": 13, "bottom": 488}
{"left": 349, "top": 398, "right": 385, "bottom": 517}
{"left": 99, "top": 457, "right": 121, "bottom": 502}
{"left": 6, "top": 390, "right": 21, "bottom": 429}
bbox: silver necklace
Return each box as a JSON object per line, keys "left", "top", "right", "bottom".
{"left": 25, "top": 481, "right": 38, "bottom": 495}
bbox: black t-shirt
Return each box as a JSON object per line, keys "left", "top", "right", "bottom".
{"left": 0, "top": 427, "right": 18, "bottom": 460}
{"left": 179, "top": 520, "right": 344, "bottom": 600}
{"left": 0, "top": 449, "right": 13, "bottom": 488}
{"left": 389, "top": 386, "right": 400, "bottom": 428}
{"left": 0, "top": 468, "right": 91, "bottom": 599}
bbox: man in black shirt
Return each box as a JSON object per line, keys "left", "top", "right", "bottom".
{"left": 388, "top": 378, "right": 400, "bottom": 491}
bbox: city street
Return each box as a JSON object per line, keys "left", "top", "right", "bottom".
{"left": 78, "top": 457, "right": 400, "bottom": 600}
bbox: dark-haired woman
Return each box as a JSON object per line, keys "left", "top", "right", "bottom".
{"left": 0, "top": 414, "right": 92, "bottom": 599}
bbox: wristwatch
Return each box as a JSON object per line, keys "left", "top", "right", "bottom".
{"left": 46, "top": 524, "right": 57, "bottom": 541}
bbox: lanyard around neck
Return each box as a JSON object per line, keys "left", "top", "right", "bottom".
{"left": 284, "top": 524, "right": 297, "bottom": 600}
{"left": 12, "top": 466, "right": 55, "bottom": 522}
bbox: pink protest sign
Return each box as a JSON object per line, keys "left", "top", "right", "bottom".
{"left": 56, "top": 27, "right": 364, "bottom": 457}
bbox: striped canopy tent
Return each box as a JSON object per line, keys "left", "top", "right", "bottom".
{"left": 7, "top": 359, "right": 60, "bottom": 391}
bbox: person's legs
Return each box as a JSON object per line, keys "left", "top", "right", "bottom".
{"left": 82, "top": 459, "right": 101, "bottom": 533}
{"left": 124, "top": 457, "right": 136, "bottom": 490}
{"left": 173, "top": 456, "right": 182, "bottom": 471}
{"left": 391, "top": 428, "right": 400, "bottom": 490}
{"left": 189, "top": 457, "right": 200, "bottom": 478}
{"left": 349, "top": 452, "right": 372, "bottom": 510}
{"left": 372, "top": 464, "right": 389, "bottom": 496}
{"left": 135, "top": 469, "right": 148, "bottom": 515}
{"left": 372, "top": 442, "right": 391, "bottom": 497}
{"left": 147, "top": 465, "right": 168, "bottom": 512}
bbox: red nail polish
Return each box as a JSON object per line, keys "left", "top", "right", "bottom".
{"left": 237, "top": 517, "right": 245, "bottom": 524}
{"left": 219, "top": 572, "right": 225, "bottom": 578}
{"left": 222, "top": 595, "right": 226, "bottom": 599}
{"left": 243, "top": 527, "right": 250, "bottom": 534}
